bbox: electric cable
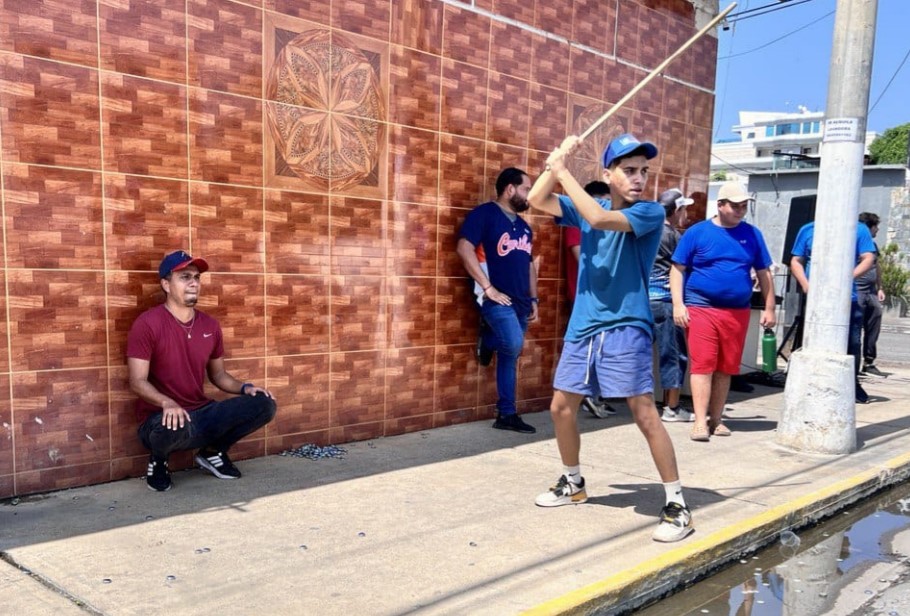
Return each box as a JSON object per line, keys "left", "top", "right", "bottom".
{"left": 869, "top": 44, "right": 910, "bottom": 113}
{"left": 719, "top": 10, "right": 834, "bottom": 60}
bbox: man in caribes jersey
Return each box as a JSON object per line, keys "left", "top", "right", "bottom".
{"left": 457, "top": 168, "right": 539, "bottom": 434}
{"left": 127, "top": 251, "right": 277, "bottom": 492}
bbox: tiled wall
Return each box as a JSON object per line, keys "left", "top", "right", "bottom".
{"left": 0, "top": 0, "right": 717, "bottom": 497}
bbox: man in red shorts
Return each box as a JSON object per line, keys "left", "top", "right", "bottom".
{"left": 669, "top": 182, "right": 776, "bottom": 441}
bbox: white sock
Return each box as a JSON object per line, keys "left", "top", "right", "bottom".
{"left": 564, "top": 465, "right": 582, "bottom": 485}
{"left": 664, "top": 480, "right": 685, "bottom": 507}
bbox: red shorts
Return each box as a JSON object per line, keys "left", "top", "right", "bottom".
{"left": 686, "top": 306, "right": 751, "bottom": 375}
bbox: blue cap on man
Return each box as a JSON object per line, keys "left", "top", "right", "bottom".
{"left": 602, "top": 133, "right": 658, "bottom": 169}
{"left": 159, "top": 251, "right": 209, "bottom": 279}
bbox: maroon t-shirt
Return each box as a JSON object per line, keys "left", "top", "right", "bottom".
{"left": 126, "top": 304, "right": 225, "bottom": 423}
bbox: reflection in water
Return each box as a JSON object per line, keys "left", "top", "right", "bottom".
{"left": 637, "top": 482, "right": 910, "bottom": 615}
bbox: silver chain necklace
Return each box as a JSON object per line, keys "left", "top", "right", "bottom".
{"left": 167, "top": 307, "right": 196, "bottom": 339}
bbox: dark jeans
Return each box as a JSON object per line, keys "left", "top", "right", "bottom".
{"left": 858, "top": 292, "right": 882, "bottom": 363}
{"left": 849, "top": 300, "right": 863, "bottom": 377}
{"left": 650, "top": 300, "right": 688, "bottom": 390}
{"left": 138, "top": 393, "right": 277, "bottom": 459}
{"left": 481, "top": 301, "right": 528, "bottom": 416}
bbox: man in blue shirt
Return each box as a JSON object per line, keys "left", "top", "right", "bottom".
{"left": 789, "top": 219, "right": 876, "bottom": 403}
{"left": 528, "top": 133, "right": 693, "bottom": 543}
{"left": 457, "top": 168, "right": 538, "bottom": 434}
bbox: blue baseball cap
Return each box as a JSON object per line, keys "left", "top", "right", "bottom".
{"left": 159, "top": 250, "right": 209, "bottom": 279}
{"left": 602, "top": 133, "right": 658, "bottom": 168}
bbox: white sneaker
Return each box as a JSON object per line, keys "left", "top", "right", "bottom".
{"left": 652, "top": 502, "right": 694, "bottom": 542}
{"left": 535, "top": 475, "right": 587, "bottom": 507}
{"left": 661, "top": 405, "right": 694, "bottom": 422}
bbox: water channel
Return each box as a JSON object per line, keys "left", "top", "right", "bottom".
{"left": 637, "top": 481, "right": 910, "bottom": 616}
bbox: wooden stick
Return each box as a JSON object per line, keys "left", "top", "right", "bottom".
{"left": 579, "top": 2, "right": 737, "bottom": 141}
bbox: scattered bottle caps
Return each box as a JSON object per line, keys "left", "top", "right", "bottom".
{"left": 279, "top": 443, "right": 347, "bottom": 460}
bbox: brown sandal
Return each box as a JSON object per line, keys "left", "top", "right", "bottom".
{"left": 690, "top": 423, "right": 710, "bottom": 442}
{"left": 710, "top": 422, "right": 732, "bottom": 437}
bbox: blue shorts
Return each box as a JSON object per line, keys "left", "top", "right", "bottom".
{"left": 554, "top": 326, "right": 654, "bottom": 398}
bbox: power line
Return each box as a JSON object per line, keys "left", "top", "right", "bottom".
{"left": 869, "top": 44, "right": 910, "bottom": 113}
{"left": 719, "top": 10, "right": 835, "bottom": 60}
{"left": 726, "top": 0, "right": 821, "bottom": 24}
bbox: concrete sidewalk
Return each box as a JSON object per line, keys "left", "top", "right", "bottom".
{"left": 2, "top": 366, "right": 910, "bottom": 616}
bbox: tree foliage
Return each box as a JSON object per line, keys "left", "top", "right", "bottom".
{"left": 869, "top": 123, "right": 910, "bottom": 165}
{"left": 879, "top": 243, "right": 910, "bottom": 313}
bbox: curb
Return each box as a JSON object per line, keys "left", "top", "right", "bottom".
{"left": 523, "top": 450, "right": 910, "bottom": 616}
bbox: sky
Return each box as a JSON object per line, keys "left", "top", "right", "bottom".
{"left": 712, "top": 0, "right": 909, "bottom": 141}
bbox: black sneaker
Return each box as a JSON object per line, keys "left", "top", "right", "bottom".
{"left": 492, "top": 413, "right": 536, "bottom": 434}
{"left": 195, "top": 449, "right": 241, "bottom": 479}
{"left": 146, "top": 456, "right": 172, "bottom": 492}
{"left": 856, "top": 383, "right": 870, "bottom": 404}
{"left": 476, "top": 320, "right": 494, "bottom": 367}
{"left": 864, "top": 364, "right": 886, "bottom": 377}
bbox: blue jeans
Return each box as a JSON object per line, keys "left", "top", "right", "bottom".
{"left": 849, "top": 300, "right": 863, "bottom": 376}
{"left": 138, "top": 393, "right": 277, "bottom": 459}
{"left": 651, "top": 300, "right": 688, "bottom": 390}
{"left": 481, "top": 302, "right": 528, "bottom": 416}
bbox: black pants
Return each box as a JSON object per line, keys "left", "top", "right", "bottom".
{"left": 138, "top": 393, "right": 277, "bottom": 459}
{"left": 858, "top": 292, "right": 882, "bottom": 364}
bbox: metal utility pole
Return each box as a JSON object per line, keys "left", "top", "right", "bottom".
{"left": 778, "top": 0, "right": 878, "bottom": 454}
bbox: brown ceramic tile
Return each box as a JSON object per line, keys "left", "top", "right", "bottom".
{"left": 265, "top": 274, "right": 330, "bottom": 356}
{"left": 388, "top": 125, "right": 439, "bottom": 206}
{"left": 686, "top": 125, "right": 712, "bottom": 178}
{"left": 8, "top": 270, "right": 106, "bottom": 371}
{"left": 111, "top": 455, "right": 149, "bottom": 481}
{"left": 266, "top": 429, "right": 332, "bottom": 455}
{"left": 265, "top": 0, "right": 330, "bottom": 24}
{"left": 13, "top": 369, "right": 110, "bottom": 472}
{"left": 0, "top": 375, "right": 10, "bottom": 476}
{"left": 106, "top": 270, "right": 166, "bottom": 366}
{"left": 692, "top": 35, "right": 718, "bottom": 91}
{"left": 188, "top": 87, "right": 263, "bottom": 186}
{"left": 387, "top": 202, "right": 437, "bottom": 277}
{"left": 661, "top": 119, "right": 688, "bottom": 177}
{"left": 3, "top": 164, "right": 104, "bottom": 270}
{"left": 190, "top": 183, "right": 264, "bottom": 273}
{"left": 530, "top": 33, "right": 570, "bottom": 92}
{"left": 442, "top": 4, "right": 490, "bottom": 68}
{"left": 517, "top": 339, "right": 557, "bottom": 402}
{"left": 0, "top": 275, "right": 7, "bottom": 373}
{"left": 265, "top": 189, "right": 330, "bottom": 275}
{"left": 330, "top": 195, "right": 386, "bottom": 277}
{"left": 389, "top": 45, "right": 440, "bottom": 131}
{"left": 569, "top": 47, "right": 604, "bottom": 101}
{"left": 434, "top": 344, "right": 478, "bottom": 412}
{"left": 435, "top": 276, "right": 477, "bottom": 347}
{"left": 327, "top": 116, "right": 388, "bottom": 199}
{"left": 331, "top": 350, "right": 385, "bottom": 426}
{"left": 534, "top": 0, "right": 573, "bottom": 39}
{"left": 662, "top": 79, "right": 687, "bottom": 124}
{"left": 635, "top": 77, "right": 664, "bottom": 117}
{"left": 386, "top": 347, "right": 435, "bottom": 418}
{"left": 330, "top": 421, "right": 384, "bottom": 443}
{"left": 104, "top": 174, "right": 190, "bottom": 272}
{"left": 440, "top": 59, "right": 488, "bottom": 140}
{"left": 188, "top": 0, "right": 262, "bottom": 97}
{"left": 490, "top": 21, "right": 532, "bottom": 82}
{"left": 99, "top": 0, "right": 187, "bottom": 82}
{"left": 203, "top": 357, "right": 265, "bottom": 404}
{"left": 631, "top": 111, "right": 662, "bottom": 151}
{"left": 109, "top": 366, "right": 148, "bottom": 460}
{"left": 0, "top": 55, "right": 101, "bottom": 169}
{"left": 615, "top": 0, "right": 642, "bottom": 64}
{"left": 527, "top": 277, "right": 559, "bottom": 341}
{"left": 384, "top": 413, "right": 433, "bottom": 436}
{"left": 605, "top": 60, "right": 637, "bottom": 106}
{"left": 528, "top": 215, "right": 561, "bottom": 280}
{"left": 331, "top": 275, "right": 386, "bottom": 352}
{"left": 194, "top": 273, "right": 266, "bottom": 358}
{"left": 689, "top": 88, "right": 714, "bottom": 130}
{"left": 438, "top": 134, "right": 486, "bottom": 209}
{"left": 388, "top": 276, "right": 436, "bottom": 349}
{"left": 484, "top": 142, "right": 529, "bottom": 185}
{"left": 433, "top": 407, "right": 478, "bottom": 428}
{"left": 475, "top": 0, "right": 493, "bottom": 10}
{"left": 390, "top": 0, "right": 443, "bottom": 55}
{"left": 332, "top": 0, "right": 390, "bottom": 40}
{"left": 437, "top": 206, "right": 470, "bottom": 278}
{"left": 574, "top": 0, "right": 615, "bottom": 54}
{"left": 639, "top": 6, "right": 669, "bottom": 69}
{"left": 101, "top": 73, "right": 188, "bottom": 177}
{"left": 266, "top": 354, "right": 331, "bottom": 436}
{"left": 529, "top": 84, "right": 569, "bottom": 153}
{"left": 487, "top": 73, "right": 529, "bottom": 149}
{"left": 494, "top": 0, "right": 535, "bottom": 24}
{"left": 0, "top": 0, "right": 98, "bottom": 66}
{"left": 665, "top": 17, "right": 694, "bottom": 83}
{"left": 16, "top": 463, "right": 111, "bottom": 496}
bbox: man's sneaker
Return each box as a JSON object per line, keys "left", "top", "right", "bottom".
{"left": 855, "top": 383, "right": 870, "bottom": 404}
{"left": 146, "top": 456, "right": 172, "bottom": 492}
{"left": 535, "top": 475, "right": 587, "bottom": 507}
{"left": 195, "top": 450, "right": 242, "bottom": 479}
{"left": 864, "top": 363, "right": 886, "bottom": 377}
{"left": 476, "top": 320, "right": 494, "bottom": 367}
{"left": 582, "top": 396, "right": 617, "bottom": 418}
{"left": 661, "top": 405, "right": 695, "bottom": 422}
{"left": 652, "top": 502, "right": 694, "bottom": 542}
{"left": 492, "top": 413, "right": 536, "bottom": 434}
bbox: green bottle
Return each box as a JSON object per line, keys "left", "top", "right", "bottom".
{"left": 761, "top": 328, "right": 777, "bottom": 373}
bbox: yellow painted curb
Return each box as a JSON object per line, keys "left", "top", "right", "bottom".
{"left": 524, "top": 450, "right": 910, "bottom": 616}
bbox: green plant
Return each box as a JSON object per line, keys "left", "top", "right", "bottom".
{"left": 879, "top": 243, "right": 910, "bottom": 311}
{"left": 869, "top": 123, "right": 909, "bottom": 165}
{"left": 711, "top": 171, "right": 728, "bottom": 182}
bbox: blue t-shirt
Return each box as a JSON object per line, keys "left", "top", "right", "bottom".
{"left": 556, "top": 194, "right": 664, "bottom": 341}
{"left": 460, "top": 202, "right": 533, "bottom": 316}
{"left": 672, "top": 220, "right": 773, "bottom": 308}
{"left": 790, "top": 221, "right": 877, "bottom": 301}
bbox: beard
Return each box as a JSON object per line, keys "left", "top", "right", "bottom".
{"left": 509, "top": 193, "right": 530, "bottom": 213}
